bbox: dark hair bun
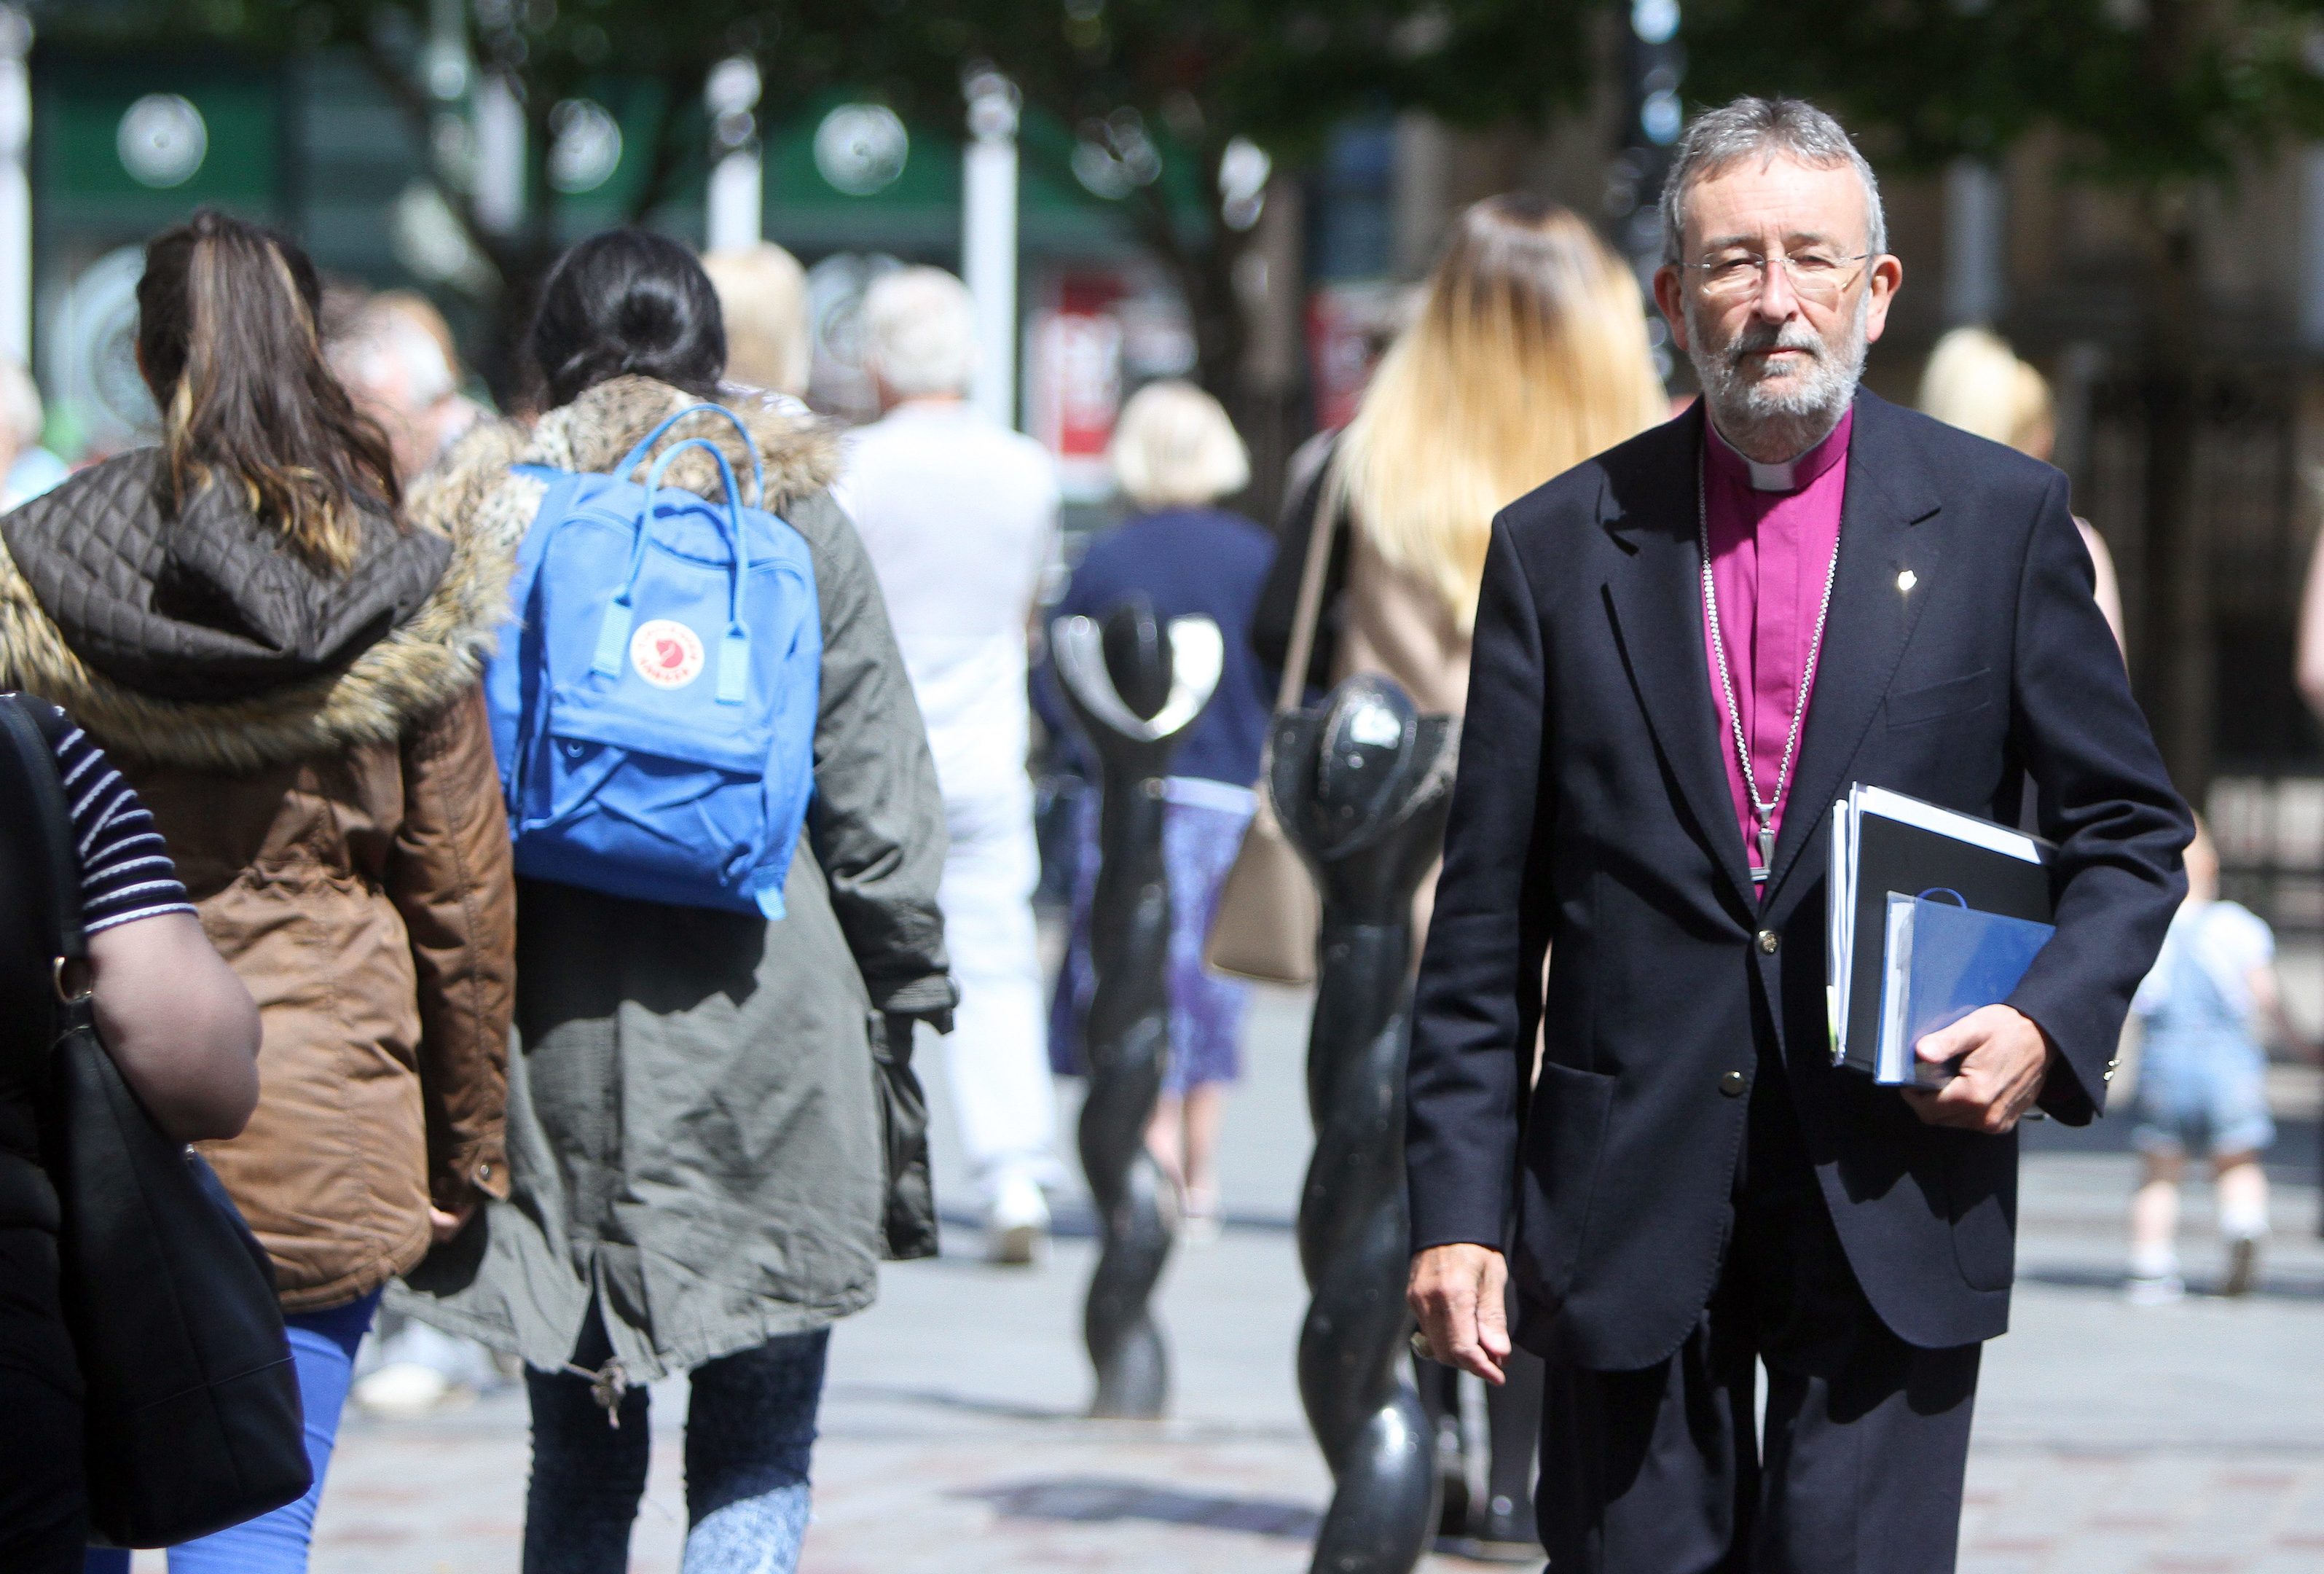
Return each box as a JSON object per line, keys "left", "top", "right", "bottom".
{"left": 528, "top": 230, "right": 726, "bottom": 409}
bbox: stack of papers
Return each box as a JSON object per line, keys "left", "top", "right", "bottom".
{"left": 1827, "top": 785, "right": 2057, "bottom": 1084}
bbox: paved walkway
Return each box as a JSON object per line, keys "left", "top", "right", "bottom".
{"left": 166, "top": 989, "right": 2324, "bottom": 1573}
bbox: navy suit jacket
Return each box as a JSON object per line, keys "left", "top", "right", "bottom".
{"left": 1405, "top": 391, "right": 2190, "bottom": 1367}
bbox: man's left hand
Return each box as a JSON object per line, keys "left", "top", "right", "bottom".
{"left": 1899, "top": 1004, "right": 2053, "bottom": 1134}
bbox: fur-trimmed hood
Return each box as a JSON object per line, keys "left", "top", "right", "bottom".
{"left": 0, "top": 377, "right": 839, "bottom": 772}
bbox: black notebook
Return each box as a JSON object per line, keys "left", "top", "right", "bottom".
{"left": 1826, "top": 784, "right": 2056, "bottom": 1079}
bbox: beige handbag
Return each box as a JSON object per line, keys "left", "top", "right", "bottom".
{"left": 1202, "top": 477, "right": 1339, "bottom": 985}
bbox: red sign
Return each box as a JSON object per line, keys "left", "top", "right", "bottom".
{"left": 1028, "top": 273, "right": 1126, "bottom": 499}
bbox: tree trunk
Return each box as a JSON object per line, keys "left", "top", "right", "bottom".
{"left": 2134, "top": 188, "right": 2208, "bottom": 807}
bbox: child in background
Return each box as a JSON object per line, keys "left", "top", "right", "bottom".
{"left": 2126, "top": 818, "right": 2308, "bottom": 1302}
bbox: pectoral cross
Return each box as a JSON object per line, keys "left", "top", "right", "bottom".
{"left": 1751, "top": 817, "right": 1775, "bottom": 885}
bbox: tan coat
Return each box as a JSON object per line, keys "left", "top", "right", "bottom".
{"left": 133, "top": 695, "right": 514, "bottom": 1309}
{"left": 0, "top": 455, "right": 517, "bottom": 1310}
{"left": 1336, "top": 530, "right": 1473, "bottom": 718}
{"left": 1335, "top": 523, "right": 1475, "bottom": 941}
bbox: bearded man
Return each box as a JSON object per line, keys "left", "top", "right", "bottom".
{"left": 1403, "top": 96, "right": 2188, "bottom": 1573}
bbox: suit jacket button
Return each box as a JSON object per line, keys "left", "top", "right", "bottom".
{"left": 1755, "top": 929, "right": 1780, "bottom": 955}
{"left": 1719, "top": 1068, "right": 1749, "bottom": 1097}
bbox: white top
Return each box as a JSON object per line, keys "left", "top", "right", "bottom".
{"left": 836, "top": 402, "right": 1061, "bottom": 796}
{"left": 2133, "top": 898, "right": 2274, "bottom": 1024}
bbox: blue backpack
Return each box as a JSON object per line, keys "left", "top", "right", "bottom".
{"left": 484, "top": 404, "right": 820, "bottom": 917}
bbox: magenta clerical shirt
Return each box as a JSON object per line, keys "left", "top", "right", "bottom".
{"left": 1699, "top": 407, "right": 1853, "bottom": 886}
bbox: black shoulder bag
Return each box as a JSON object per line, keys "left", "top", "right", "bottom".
{"left": 0, "top": 694, "right": 310, "bottom": 1548}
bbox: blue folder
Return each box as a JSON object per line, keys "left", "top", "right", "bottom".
{"left": 1874, "top": 890, "right": 2056, "bottom": 1086}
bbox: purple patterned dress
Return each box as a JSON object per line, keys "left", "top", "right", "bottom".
{"left": 1048, "top": 777, "right": 1256, "bottom": 1093}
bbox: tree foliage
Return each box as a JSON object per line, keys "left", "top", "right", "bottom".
{"left": 35, "top": 0, "right": 890, "bottom": 377}
{"left": 882, "top": 2, "right": 1594, "bottom": 390}
{"left": 32, "top": 0, "right": 1602, "bottom": 397}
{"left": 1683, "top": 0, "right": 2324, "bottom": 184}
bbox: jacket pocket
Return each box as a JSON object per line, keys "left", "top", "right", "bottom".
{"left": 1515, "top": 1060, "right": 1617, "bottom": 1300}
{"left": 1944, "top": 1128, "right": 2018, "bottom": 1292}
{"left": 1885, "top": 668, "right": 1993, "bottom": 730}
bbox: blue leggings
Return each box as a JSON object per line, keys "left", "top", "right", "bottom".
{"left": 84, "top": 1290, "right": 380, "bottom": 1573}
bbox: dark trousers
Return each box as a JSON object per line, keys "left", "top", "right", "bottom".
{"left": 1536, "top": 1062, "right": 1982, "bottom": 1574}
{"left": 522, "top": 1304, "right": 831, "bottom": 1574}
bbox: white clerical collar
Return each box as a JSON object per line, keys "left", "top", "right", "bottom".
{"left": 1705, "top": 410, "right": 1853, "bottom": 494}
{"left": 1742, "top": 452, "right": 1796, "bottom": 492}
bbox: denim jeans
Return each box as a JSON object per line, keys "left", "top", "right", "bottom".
{"left": 83, "top": 1288, "right": 380, "bottom": 1574}
{"left": 522, "top": 1308, "right": 829, "bottom": 1574}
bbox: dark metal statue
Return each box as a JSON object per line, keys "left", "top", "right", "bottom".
{"left": 1052, "top": 598, "right": 1222, "bottom": 1420}
{"left": 1272, "top": 674, "right": 1460, "bottom": 1574}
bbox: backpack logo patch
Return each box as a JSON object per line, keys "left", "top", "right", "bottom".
{"left": 630, "top": 619, "right": 705, "bottom": 689}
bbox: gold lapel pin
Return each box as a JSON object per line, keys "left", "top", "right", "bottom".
{"left": 1896, "top": 569, "right": 1918, "bottom": 594}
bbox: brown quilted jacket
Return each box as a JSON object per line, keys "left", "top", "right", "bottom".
{"left": 0, "top": 453, "right": 517, "bottom": 1310}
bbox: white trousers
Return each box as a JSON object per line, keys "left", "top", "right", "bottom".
{"left": 935, "top": 776, "right": 1061, "bottom": 1203}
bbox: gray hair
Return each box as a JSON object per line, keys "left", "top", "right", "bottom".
{"left": 863, "top": 266, "right": 977, "bottom": 399}
{"left": 1658, "top": 96, "right": 1886, "bottom": 265}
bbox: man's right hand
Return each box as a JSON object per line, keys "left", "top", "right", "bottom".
{"left": 1406, "top": 1243, "right": 1511, "bottom": 1385}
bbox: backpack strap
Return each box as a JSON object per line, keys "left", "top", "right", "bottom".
{"left": 591, "top": 436, "right": 756, "bottom": 705}
{"left": 610, "top": 404, "right": 766, "bottom": 509}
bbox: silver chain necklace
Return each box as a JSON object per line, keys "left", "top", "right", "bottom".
{"left": 1698, "top": 463, "right": 1842, "bottom": 886}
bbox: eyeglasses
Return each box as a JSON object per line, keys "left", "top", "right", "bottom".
{"left": 1684, "top": 249, "right": 1870, "bottom": 305}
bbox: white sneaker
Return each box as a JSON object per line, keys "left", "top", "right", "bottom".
{"left": 354, "top": 1360, "right": 456, "bottom": 1418}
{"left": 2125, "top": 1272, "right": 2186, "bottom": 1307}
{"left": 986, "top": 1174, "right": 1051, "bottom": 1266}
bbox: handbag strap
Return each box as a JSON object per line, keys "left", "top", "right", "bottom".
{"left": 1274, "top": 448, "right": 1345, "bottom": 716}
{"left": 0, "top": 695, "right": 88, "bottom": 995}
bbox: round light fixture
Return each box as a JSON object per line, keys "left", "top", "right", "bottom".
{"left": 814, "top": 104, "right": 908, "bottom": 196}
{"left": 548, "top": 99, "right": 624, "bottom": 194}
{"left": 117, "top": 94, "right": 207, "bottom": 189}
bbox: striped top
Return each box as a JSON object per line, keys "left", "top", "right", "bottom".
{"left": 48, "top": 713, "right": 195, "bottom": 934}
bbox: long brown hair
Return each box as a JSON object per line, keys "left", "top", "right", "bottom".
{"left": 136, "top": 210, "right": 401, "bottom": 573}
{"left": 1330, "top": 195, "right": 1666, "bottom": 629}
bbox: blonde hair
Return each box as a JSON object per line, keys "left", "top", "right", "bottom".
{"left": 1330, "top": 195, "right": 1667, "bottom": 630}
{"left": 1110, "top": 380, "right": 1250, "bottom": 511}
{"left": 703, "top": 243, "right": 811, "bottom": 398}
{"left": 863, "top": 266, "right": 975, "bottom": 398}
{"left": 1917, "top": 326, "right": 2054, "bottom": 458}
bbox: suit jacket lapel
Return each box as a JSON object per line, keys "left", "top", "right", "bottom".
{"left": 1762, "top": 392, "right": 1944, "bottom": 915}
{"left": 1601, "top": 404, "right": 1759, "bottom": 913}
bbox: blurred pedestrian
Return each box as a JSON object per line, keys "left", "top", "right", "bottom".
{"left": 1917, "top": 325, "right": 2124, "bottom": 649}
{"left": 2125, "top": 818, "right": 2305, "bottom": 1302}
{"left": 1037, "top": 380, "right": 1273, "bottom": 1245}
{"left": 1405, "top": 98, "right": 2188, "bottom": 1574}
{"left": 0, "top": 209, "right": 515, "bottom": 1574}
{"left": 326, "top": 290, "right": 486, "bottom": 485}
{"left": 397, "top": 230, "right": 954, "bottom": 1574}
{"left": 0, "top": 359, "right": 66, "bottom": 510}
{"left": 704, "top": 242, "right": 812, "bottom": 404}
{"left": 1255, "top": 192, "right": 1666, "bottom": 1551}
{"left": 1257, "top": 195, "right": 1667, "bottom": 717}
{"left": 836, "top": 265, "right": 1064, "bottom": 1264}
